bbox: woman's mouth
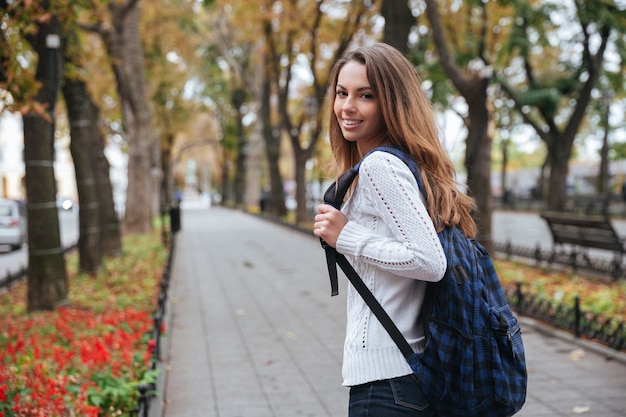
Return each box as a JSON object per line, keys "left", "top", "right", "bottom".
{"left": 343, "top": 119, "right": 362, "bottom": 127}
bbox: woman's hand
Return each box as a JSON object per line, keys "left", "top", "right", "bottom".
{"left": 313, "top": 204, "right": 347, "bottom": 248}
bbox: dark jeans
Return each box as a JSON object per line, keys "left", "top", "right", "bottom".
{"left": 349, "top": 374, "right": 435, "bottom": 417}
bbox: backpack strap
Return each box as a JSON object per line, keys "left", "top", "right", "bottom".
{"left": 336, "top": 251, "right": 415, "bottom": 358}
{"left": 321, "top": 167, "right": 359, "bottom": 296}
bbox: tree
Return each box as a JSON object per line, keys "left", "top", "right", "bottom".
{"left": 496, "top": 0, "right": 620, "bottom": 210}
{"left": 194, "top": 2, "right": 261, "bottom": 210}
{"left": 63, "top": 75, "right": 103, "bottom": 273}
{"left": 18, "top": 2, "right": 69, "bottom": 310}
{"left": 381, "top": 0, "right": 413, "bottom": 54}
{"left": 62, "top": 67, "right": 122, "bottom": 267}
{"left": 60, "top": 14, "right": 121, "bottom": 271}
{"left": 142, "top": 0, "right": 218, "bottom": 213}
{"left": 83, "top": 0, "right": 156, "bottom": 233}
{"left": 262, "top": 0, "right": 379, "bottom": 224}
{"left": 199, "top": 0, "right": 291, "bottom": 216}
{"left": 422, "top": 0, "right": 500, "bottom": 251}
{"left": 2, "top": 1, "right": 124, "bottom": 305}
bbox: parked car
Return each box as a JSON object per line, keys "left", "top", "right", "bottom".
{"left": 0, "top": 198, "right": 27, "bottom": 250}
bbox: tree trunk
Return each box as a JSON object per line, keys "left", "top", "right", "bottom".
{"left": 598, "top": 95, "right": 611, "bottom": 194}
{"left": 24, "top": 9, "right": 68, "bottom": 310}
{"left": 91, "top": 106, "right": 122, "bottom": 257}
{"left": 465, "top": 93, "right": 493, "bottom": 250}
{"left": 294, "top": 148, "right": 310, "bottom": 224}
{"left": 160, "top": 130, "right": 174, "bottom": 225}
{"left": 546, "top": 137, "right": 574, "bottom": 212}
{"left": 424, "top": 0, "right": 494, "bottom": 252}
{"left": 260, "top": 54, "right": 286, "bottom": 217}
{"left": 381, "top": 0, "right": 413, "bottom": 54}
{"left": 107, "top": 0, "right": 156, "bottom": 233}
{"left": 233, "top": 89, "right": 247, "bottom": 207}
{"left": 62, "top": 77, "right": 103, "bottom": 274}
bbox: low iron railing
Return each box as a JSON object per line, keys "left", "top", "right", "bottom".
{"left": 0, "top": 242, "right": 77, "bottom": 291}
{"left": 506, "top": 281, "right": 625, "bottom": 352}
{"left": 132, "top": 233, "right": 176, "bottom": 417}
{"left": 0, "top": 266, "right": 26, "bottom": 291}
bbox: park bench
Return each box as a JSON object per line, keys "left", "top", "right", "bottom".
{"left": 567, "top": 194, "right": 613, "bottom": 216}
{"left": 540, "top": 211, "right": 624, "bottom": 281}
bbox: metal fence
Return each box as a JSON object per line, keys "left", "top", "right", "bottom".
{"left": 505, "top": 281, "right": 625, "bottom": 352}
{"left": 0, "top": 266, "right": 26, "bottom": 291}
{"left": 132, "top": 233, "right": 176, "bottom": 417}
{"left": 0, "top": 242, "right": 77, "bottom": 291}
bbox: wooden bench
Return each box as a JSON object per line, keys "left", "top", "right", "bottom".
{"left": 540, "top": 211, "right": 624, "bottom": 281}
{"left": 568, "top": 194, "right": 612, "bottom": 216}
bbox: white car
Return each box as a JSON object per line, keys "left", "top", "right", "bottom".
{"left": 0, "top": 199, "right": 27, "bottom": 250}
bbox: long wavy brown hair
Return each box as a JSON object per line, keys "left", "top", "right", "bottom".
{"left": 327, "top": 43, "right": 477, "bottom": 238}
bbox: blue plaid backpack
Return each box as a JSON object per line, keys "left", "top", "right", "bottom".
{"left": 322, "top": 146, "right": 527, "bottom": 417}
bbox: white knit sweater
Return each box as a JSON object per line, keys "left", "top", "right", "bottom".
{"left": 335, "top": 151, "right": 447, "bottom": 387}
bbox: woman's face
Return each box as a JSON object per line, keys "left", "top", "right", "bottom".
{"left": 333, "top": 61, "right": 386, "bottom": 154}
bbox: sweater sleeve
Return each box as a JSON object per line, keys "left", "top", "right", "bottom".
{"left": 336, "top": 151, "right": 446, "bottom": 282}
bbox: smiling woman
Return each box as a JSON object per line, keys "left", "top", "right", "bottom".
{"left": 314, "top": 43, "right": 478, "bottom": 417}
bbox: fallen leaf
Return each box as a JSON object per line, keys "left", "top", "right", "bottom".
{"left": 569, "top": 348, "right": 585, "bottom": 361}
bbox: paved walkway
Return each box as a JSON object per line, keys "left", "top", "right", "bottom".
{"left": 159, "top": 207, "right": 626, "bottom": 417}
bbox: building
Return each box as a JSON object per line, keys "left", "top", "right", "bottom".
{"left": 0, "top": 111, "right": 76, "bottom": 200}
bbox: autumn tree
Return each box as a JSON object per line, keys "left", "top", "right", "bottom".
{"left": 496, "top": 0, "right": 622, "bottom": 210}
{"left": 203, "top": 4, "right": 257, "bottom": 207}
{"left": 60, "top": 6, "right": 123, "bottom": 271}
{"left": 82, "top": 0, "right": 156, "bottom": 233}
{"left": 262, "top": 0, "right": 380, "bottom": 224}
{"left": 0, "top": 1, "right": 69, "bottom": 310}
{"left": 141, "top": 0, "right": 214, "bottom": 213}
{"left": 202, "top": 1, "right": 286, "bottom": 214}
{"left": 419, "top": 0, "right": 518, "bottom": 251}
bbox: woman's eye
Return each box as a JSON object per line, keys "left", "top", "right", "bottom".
{"left": 336, "top": 90, "right": 347, "bottom": 97}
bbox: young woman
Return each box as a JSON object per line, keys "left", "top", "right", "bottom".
{"left": 313, "top": 43, "right": 477, "bottom": 416}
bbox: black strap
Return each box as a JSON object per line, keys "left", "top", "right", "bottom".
{"left": 322, "top": 167, "right": 359, "bottom": 297}
{"left": 335, "top": 251, "right": 414, "bottom": 358}
{"left": 321, "top": 239, "right": 339, "bottom": 296}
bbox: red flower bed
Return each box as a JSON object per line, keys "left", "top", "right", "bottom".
{"left": 0, "top": 307, "right": 156, "bottom": 416}
{"left": 0, "top": 233, "right": 167, "bottom": 416}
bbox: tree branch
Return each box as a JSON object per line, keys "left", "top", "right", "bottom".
{"left": 424, "top": 0, "right": 472, "bottom": 96}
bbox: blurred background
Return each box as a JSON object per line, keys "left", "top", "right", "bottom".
{"left": 1, "top": 0, "right": 625, "bottom": 306}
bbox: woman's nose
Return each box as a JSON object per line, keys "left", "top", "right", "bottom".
{"left": 342, "top": 95, "right": 355, "bottom": 111}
